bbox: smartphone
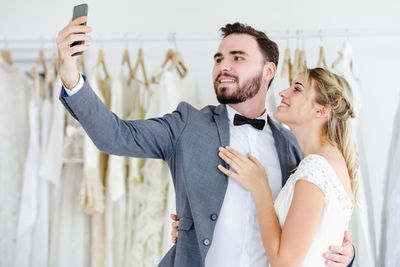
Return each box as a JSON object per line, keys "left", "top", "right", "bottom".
{"left": 71, "top": 3, "right": 88, "bottom": 56}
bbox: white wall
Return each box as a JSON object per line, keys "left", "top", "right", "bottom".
{"left": 1, "top": 0, "right": 400, "bottom": 258}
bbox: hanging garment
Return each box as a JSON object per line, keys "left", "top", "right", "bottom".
{"left": 124, "top": 76, "right": 150, "bottom": 267}
{"left": 380, "top": 91, "right": 400, "bottom": 266}
{"left": 104, "top": 66, "right": 133, "bottom": 267}
{"left": 0, "top": 60, "right": 31, "bottom": 267}
{"left": 129, "top": 67, "right": 200, "bottom": 267}
{"left": 267, "top": 48, "right": 292, "bottom": 115}
{"left": 272, "top": 154, "right": 353, "bottom": 266}
{"left": 332, "top": 41, "right": 377, "bottom": 267}
{"left": 48, "top": 110, "right": 91, "bottom": 267}
{"left": 39, "top": 72, "right": 65, "bottom": 187}
{"left": 14, "top": 68, "right": 44, "bottom": 267}
{"left": 84, "top": 64, "right": 111, "bottom": 267}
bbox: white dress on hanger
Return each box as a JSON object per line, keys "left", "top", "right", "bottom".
{"left": 47, "top": 73, "right": 90, "bottom": 267}
{"left": 14, "top": 69, "right": 43, "bottom": 267}
{"left": 129, "top": 67, "right": 199, "bottom": 267}
{"left": 124, "top": 77, "right": 150, "bottom": 267}
{"left": 85, "top": 64, "right": 111, "bottom": 267}
{"left": 272, "top": 154, "right": 353, "bottom": 266}
{"left": 49, "top": 111, "right": 91, "bottom": 267}
{"left": 380, "top": 91, "right": 400, "bottom": 266}
{"left": 0, "top": 60, "right": 31, "bottom": 267}
{"left": 332, "top": 41, "right": 377, "bottom": 267}
{"left": 105, "top": 66, "right": 139, "bottom": 267}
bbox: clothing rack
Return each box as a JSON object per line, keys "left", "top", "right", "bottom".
{"left": 1, "top": 28, "right": 400, "bottom": 46}
{"left": 2, "top": 28, "right": 399, "bottom": 63}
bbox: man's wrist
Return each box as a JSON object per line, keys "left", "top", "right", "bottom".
{"left": 62, "top": 73, "right": 85, "bottom": 97}
{"left": 63, "top": 72, "right": 81, "bottom": 90}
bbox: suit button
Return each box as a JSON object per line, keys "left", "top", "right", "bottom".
{"left": 210, "top": 214, "right": 218, "bottom": 221}
{"left": 203, "top": 239, "right": 210, "bottom": 246}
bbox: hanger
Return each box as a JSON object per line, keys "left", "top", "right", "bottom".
{"left": 29, "top": 50, "right": 47, "bottom": 78}
{"left": 50, "top": 53, "right": 58, "bottom": 77}
{"left": 1, "top": 50, "right": 14, "bottom": 66}
{"left": 97, "top": 49, "right": 110, "bottom": 79}
{"left": 298, "top": 49, "right": 307, "bottom": 73}
{"left": 151, "top": 49, "right": 173, "bottom": 84}
{"left": 280, "top": 47, "right": 292, "bottom": 83}
{"left": 132, "top": 48, "right": 149, "bottom": 87}
{"left": 121, "top": 49, "right": 133, "bottom": 74}
{"left": 290, "top": 48, "right": 300, "bottom": 81}
{"left": 331, "top": 51, "right": 343, "bottom": 71}
{"left": 168, "top": 51, "right": 187, "bottom": 78}
{"left": 317, "top": 46, "right": 328, "bottom": 69}
{"left": 77, "top": 54, "right": 87, "bottom": 77}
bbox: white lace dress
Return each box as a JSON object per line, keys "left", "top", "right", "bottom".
{"left": 272, "top": 154, "right": 353, "bottom": 266}
{"left": 0, "top": 61, "right": 31, "bottom": 267}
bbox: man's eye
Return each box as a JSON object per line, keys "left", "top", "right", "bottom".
{"left": 215, "top": 58, "right": 222, "bottom": 63}
{"left": 234, "top": 56, "right": 243, "bottom": 61}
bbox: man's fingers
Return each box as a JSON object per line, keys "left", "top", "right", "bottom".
{"left": 328, "top": 245, "right": 345, "bottom": 255}
{"left": 71, "top": 16, "right": 88, "bottom": 26}
{"left": 57, "top": 25, "right": 91, "bottom": 46}
{"left": 59, "top": 34, "right": 91, "bottom": 50}
{"left": 323, "top": 252, "right": 347, "bottom": 264}
{"left": 67, "top": 44, "right": 90, "bottom": 57}
{"left": 325, "top": 260, "right": 345, "bottom": 267}
{"left": 343, "top": 230, "right": 352, "bottom": 244}
{"left": 170, "top": 214, "right": 178, "bottom": 221}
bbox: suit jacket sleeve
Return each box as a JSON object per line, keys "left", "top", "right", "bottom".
{"left": 59, "top": 80, "right": 188, "bottom": 161}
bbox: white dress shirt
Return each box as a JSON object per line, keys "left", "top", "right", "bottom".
{"left": 205, "top": 105, "right": 282, "bottom": 267}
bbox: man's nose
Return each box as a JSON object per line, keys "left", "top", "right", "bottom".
{"left": 222, "top": 64, "right": 231, "bottom": 72}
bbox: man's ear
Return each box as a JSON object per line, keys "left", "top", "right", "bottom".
{"left": 264, "top": 62, "right": 276, "bottom": 83}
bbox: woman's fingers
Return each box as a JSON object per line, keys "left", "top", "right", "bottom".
{"left": 218, "top": 149, "right": 241, "bottom": 171}
{"left": 225, "top": 146, "right": 249, "bottom": 163}
{"left": 248, "top": 153, "right": 263, "bottom": 168}
{"left": 218, "top": 164, "right": 239, "bottom": 179}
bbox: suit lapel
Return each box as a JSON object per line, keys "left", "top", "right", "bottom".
{"left": 213, "top": 104, "right": 230, "bottom": 168}
{"left": 267, "top": 115, "right": 290, "bottom": 186}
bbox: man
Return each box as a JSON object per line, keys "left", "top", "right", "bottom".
{"left": 57, "top": 17, "right": 355, "bottom": 266}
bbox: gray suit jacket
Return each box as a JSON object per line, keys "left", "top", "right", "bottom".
{"left": 60, "top": 80, "right": 303, "bottom": 267}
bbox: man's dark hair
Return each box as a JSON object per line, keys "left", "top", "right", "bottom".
{"left": 220, "top": 22, "right": 279, "bottom": 69}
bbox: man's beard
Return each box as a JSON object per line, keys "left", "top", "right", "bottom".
{"left": 214, "top": 70, "right": 263, "bottom": 104}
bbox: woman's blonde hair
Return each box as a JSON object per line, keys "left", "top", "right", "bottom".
{"left": 304, "top": 67, "right": 359, "bottom": 202}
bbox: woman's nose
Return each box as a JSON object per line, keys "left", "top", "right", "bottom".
{"left": 279, "top": 88, "right": 289, "bottom": 98}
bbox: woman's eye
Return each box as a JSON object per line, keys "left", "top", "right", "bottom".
{"left": 294, "top": 87, "right": 301, "bottom": 92}
{"left": 215, "top": 58, "right": 222, "bottom": 63}
{"left": 234, "top": 56, "right": 243, "bottom": 61}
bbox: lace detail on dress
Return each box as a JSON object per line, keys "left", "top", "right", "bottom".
{"left": 291, "top": 154, "right": 353, "bottom": 213}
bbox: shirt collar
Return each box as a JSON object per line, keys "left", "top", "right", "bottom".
{"left": 225, "top": 104, "right": 268, "bottom": 124}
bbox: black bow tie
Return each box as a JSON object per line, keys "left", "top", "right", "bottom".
{"left": 233, "top": 114, "right": 266, "bottom": 130}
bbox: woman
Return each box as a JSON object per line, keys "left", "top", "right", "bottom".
{"left": 171, "top": 67, "right": 358, "bottom": 266}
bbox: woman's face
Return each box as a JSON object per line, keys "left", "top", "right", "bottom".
{"left": 273, "top": 74, "right": 320, "bottom": 128}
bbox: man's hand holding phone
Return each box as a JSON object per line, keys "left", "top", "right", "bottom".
{"left": 56, "top": 11, "right": 91, "bottom": 89}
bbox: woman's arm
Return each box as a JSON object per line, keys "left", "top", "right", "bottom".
{"left": 253, "top": 179, "right": 324, "bottom": 266}
{"left": 217, "top": 146, "right": 324, "bottom": 267}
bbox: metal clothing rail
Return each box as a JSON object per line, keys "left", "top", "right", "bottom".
{"left": 1, "top": 28, "right": 400, "bottom": 45}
